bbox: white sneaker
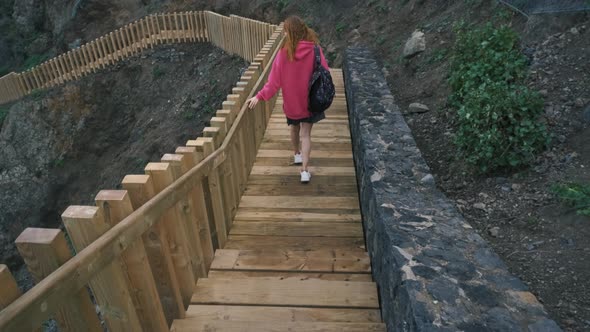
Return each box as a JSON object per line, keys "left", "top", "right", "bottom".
{"left": 294, "top": 153, "right": 303, "bottom": 164}
{"left": 300, "top": 170, "right": 311, "bottom": 183}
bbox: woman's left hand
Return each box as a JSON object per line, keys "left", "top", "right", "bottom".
{"left": 247, "top": 96, "right": 260, "bottom": 109}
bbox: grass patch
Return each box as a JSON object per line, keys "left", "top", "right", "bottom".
{"left": 552, "top": 183, "right": 590, "bottom": 216}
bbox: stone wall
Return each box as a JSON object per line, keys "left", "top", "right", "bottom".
{"left": 343, "top": 47, "right": 561, "bottom": 332}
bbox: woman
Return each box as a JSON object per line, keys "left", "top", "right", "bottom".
{"left": 247, "top": 16, "right": 329, "bottom": 183}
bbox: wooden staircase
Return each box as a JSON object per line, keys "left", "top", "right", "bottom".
{"left": 170, "top": 69, "right": 385, "bottom": 331}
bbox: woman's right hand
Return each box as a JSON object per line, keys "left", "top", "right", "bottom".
{"left": 247, "top": 96, "right": 260, "bottom": 109}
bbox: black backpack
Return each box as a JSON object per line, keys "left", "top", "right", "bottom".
{"left": 308, "top": 45, "right": 335, "bottom": 113}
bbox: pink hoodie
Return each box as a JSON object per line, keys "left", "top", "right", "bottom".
{"left": 256, "top": 41, "right": 329, "bottom": 120}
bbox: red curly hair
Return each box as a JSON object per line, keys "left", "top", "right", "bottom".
{"left": 282, "top": 16, "right": 319, "bottom": 61}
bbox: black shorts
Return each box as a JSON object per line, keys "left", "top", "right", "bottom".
{"left": 286, "top": 112, "right": 325, "bottom": 126}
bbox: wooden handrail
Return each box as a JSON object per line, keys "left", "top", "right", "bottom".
{"left": 0, "top": 26, "right": 284, "bottom": 332}
{"left": 0, "top": 11, "right": 275, "bottom": 105}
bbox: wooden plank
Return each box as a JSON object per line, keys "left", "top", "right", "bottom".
{"left": 225, "top": 236, "right": 365, "bottom": 251}
{"left": 250, "top": 166, "right": 355, "bottom": 177}
{"left": 265, "top": 129, "right": 350, "bottom": 138}
{"left": 15, "top": 228, "right": 102, "bottom": 332}
{"left": 184, "top": 305, "right": 381, "bottom": 322}
{"left": 239, "top": 196, "right": 359, "bottom": 210}
{"left": 171, "top": 320, "right": 385, "bottom": 332}
{"left": 210, "top": 249, "right": 370, "bottom": 273}
{"left": 260, "top": 142, "right": 352, "bottom": 151}
{"left": 95, "top": 191, "right": 168, "bottom": 332}
{"left": 246, "top": 174, "right": 357, "bottom": 186}
{"left": 257, "top": 150, "right": 352, "bottom": 159}
{"left": 207, "top": 271, "right": 372, "bottom": 282}
{"left": 253, "top": 157, "right": 353, "bottom": 167}
{"left": 243, "top": 183, "right": 357, "bottom": 196}
{"left": 191, "top": 278, "right": 379, "bottom": 308}
{"left": 234, "top": 211, "right": 361, "bottom": 223}
{"left": 230, "top": 222, "right": 362, "bottom": 237}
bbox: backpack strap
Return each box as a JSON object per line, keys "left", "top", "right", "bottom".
{"left": 314, "top": 45, "right": 321, "bottom": 70}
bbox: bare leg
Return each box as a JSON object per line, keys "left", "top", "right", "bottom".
{"left": 300, "top": 122, "right": 313, "bottom": 171}
{"left": 290, "top": 124, "right": 300, "bottom": 155}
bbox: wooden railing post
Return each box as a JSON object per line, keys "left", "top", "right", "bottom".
{"left": 121, "top": 174, "right": 185, "bottom": 324}
{"left": 0, "top": 265, "right": 22, "bottom": 311}
{"left": 175, "top": 146, "right": 215, "bottom": 267}
{"left": 190, "top": 137, "right": 227, "bottom": 248}
{"left": 15, "top": 228, "right": 102, "bottom": 332}
{"left": 62, "top": 206, "right": 143, "bottom": 331}
{"left": 160, "top": 154, "right": 207, "bottom": 277}
{"left": 95, "top": 190, "right": 168, "bottom": 332}
{"left": 143, "top": 163, "right": 197, "bottom": 307}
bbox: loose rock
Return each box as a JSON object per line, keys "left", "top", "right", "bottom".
{"left": 403, "top": 30, "right": 426, "bottom": 58}
{"left": 408, "top": 103, "right": 430, "bottom": 113}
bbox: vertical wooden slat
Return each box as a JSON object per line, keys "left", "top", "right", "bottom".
{"left": 121, "top": 175, "right": 185, "bottom": 324}
{"left": 15, "top": 228, "right": 102, "bottom": 332}
{"left": 62, "top": 206, "right": 143, "bottom": 332}
{"left": 95, "top": 190, "right": 168, "bottom": 332}
{"left": 155, "top": 14, "right": 163, "bottom": 44}
{"left": 108, "top": 32, "right": 119, "bottom": 61}
{"left": 152, "top": 14, "right": 159, "bottom": 44}
{"left": 144, "top": 163, "right": 196, "bottom": 307}
{"left": 31, "top": 67, "right": 42, "bottom": 89}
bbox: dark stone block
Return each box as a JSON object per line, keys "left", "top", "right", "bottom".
{"left": 343, "top": 47, "right": 560, "bottom": 332}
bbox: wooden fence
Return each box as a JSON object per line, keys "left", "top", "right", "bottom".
{"left": 0, "top": 18, "right": 284, "bottom": 332}
{"left": 0, "top": 11, "right": 277, "bottom": 106}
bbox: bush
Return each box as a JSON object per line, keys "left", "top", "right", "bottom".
{"left": 455, "top": 81, "right": 549, "bottom": 171}
{"left": 552, "top": 183, "right": 590, "bottom": 217}
{"left": 449, "top": 22, "right": 549, "bottom": 172}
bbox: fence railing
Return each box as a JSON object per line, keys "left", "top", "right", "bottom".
{"left": 0, "top": 11, "right": 277, "bottom": 106}
{"left": 0, "top": 14, "right": 284, "bottom": 331}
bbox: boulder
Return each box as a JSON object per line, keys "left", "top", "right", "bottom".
{"left": 403, "top": 30, "right": 426, "bottom": 58}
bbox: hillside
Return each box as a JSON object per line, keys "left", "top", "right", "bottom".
{"left": 0, "top": 0, "right": 588, "bottom": 330}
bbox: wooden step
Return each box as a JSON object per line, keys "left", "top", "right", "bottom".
{"left": 246, "top": 174, "right": 358, "bottom": 186}
{"left": 206, "top": 271, "right": 373, "bottom": 282}
{"left": 184, "top": 305, "right": 381, "bottom": 322}
{"left": 234, "top": 211, "right": 361, "bottom": 223}
{"left": 210, "top": 249, "right": 370, "bottom": 273}
{"left": 239, "top": 196, "right": 360, "bottom": 210}
{"left": 230, "top": 221, "right": 362, "bottom": 237}
{"left": 260, "top": 141, "right": 352, "bottom": 151}
{"left": 256, "top": 150, "right": 353, "bottom": 159}
{"left": 171, "top": 320, "right": 386, "bottom": 332}
{"left": 243, "top": 183, "right": 358, "bottom": 196}
{"left": 191, "top": 278, "right": 380, "bottom": 308}
{"left": 225, "top": 236, "right": 365, "bottom": 251}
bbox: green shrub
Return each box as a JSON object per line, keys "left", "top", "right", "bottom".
{"left": 455, "top": 81, "right": 549, "bottom": 171}
{"left": 449, "top": 22, "right": 549, "bottom": 172}
{"left": 552, "top": 183, "right": 590, "bottom": 216}
{"left": 449, "top": 22, "right": 527, "bottom": 105}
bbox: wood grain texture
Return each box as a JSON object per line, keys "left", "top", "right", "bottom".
{"left": 191, "top": 278, "right": 379, "bottom": 308}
